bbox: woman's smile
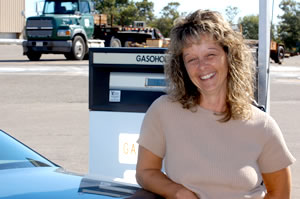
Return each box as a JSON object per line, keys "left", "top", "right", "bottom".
{"left": 200, "top": 72, "right": 216, "bottom": 80}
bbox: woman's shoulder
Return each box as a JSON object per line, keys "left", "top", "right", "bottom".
{"left": 151, "top": 95, "right": 176, "bottom": 107}
{"left": 240, "top": 105, "right": 283, "bottom": 143}
{"left": 250, "top": 105, "right": 268, "bottom": 121}
{"left": 147, "top": 95, "right": 181, "bottom": 114}
{"left": 250, "top": 104, "right": 267, "bottom": 117}
{"left": 249, "top": 104, "right": 278, "bottom": 128}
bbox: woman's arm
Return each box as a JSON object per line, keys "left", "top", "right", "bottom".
{"left": 136, "top": 146, "right": 198, "bottom": 199}
{"left": 262, "top": 167, "right": 292, "bottom": 199}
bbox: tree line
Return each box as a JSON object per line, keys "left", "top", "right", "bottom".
{"left": 95, "top": 0, "right": 299, "bottom": 53}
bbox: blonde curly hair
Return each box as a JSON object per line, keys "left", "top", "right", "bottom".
{"left": 165, "top": 10, "right": 255, "bottom": 122}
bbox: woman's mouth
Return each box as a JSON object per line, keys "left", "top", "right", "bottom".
{"left": 200, "top": 72, "right": 216, "bottom": 80}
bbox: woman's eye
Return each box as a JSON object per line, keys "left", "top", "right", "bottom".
{"left": 187, "top": 58, "right": 197, "bottom": 63}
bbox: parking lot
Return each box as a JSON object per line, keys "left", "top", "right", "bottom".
{"left": 0, "top": 44, "right": 300, "bottom": 198}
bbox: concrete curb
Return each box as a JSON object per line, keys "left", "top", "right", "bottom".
{"left": 0, "top": 39, "right": 25, "bottom": 45}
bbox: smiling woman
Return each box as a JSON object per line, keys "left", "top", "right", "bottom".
{"left": 136, "top": 9, "right": 295, "bottom": 199}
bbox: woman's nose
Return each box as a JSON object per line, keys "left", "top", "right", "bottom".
{"left": 196, "top": 57, "right": 210, "bottom": 70}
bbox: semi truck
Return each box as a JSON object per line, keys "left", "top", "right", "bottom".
{"left": 23, "top": 0, "right": 164, "bottom": 61}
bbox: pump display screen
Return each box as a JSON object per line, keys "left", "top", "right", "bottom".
{"left": 109, "top": 72, "right": 166, "bottom": 92}
{"left": 146, "top": 78, "right": 166, "bottom": 87}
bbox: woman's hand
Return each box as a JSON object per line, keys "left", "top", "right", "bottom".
{"left": 171, "top": 186, "right": 199, "bottom": 199}
{"left": 136, "top": 146, "right": 199, "bottom": 199}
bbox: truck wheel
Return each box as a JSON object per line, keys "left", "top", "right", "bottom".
{"left": 27, "top": 51, "right": 41, "bottom": 61}
{"left": 65, "top": 36, "right": 86, "bottom": 60}
{"left": 275, "top": 46, "right": 284, "bottom": 64}
{"left": 110, "top": 37, "right": 121, "bottom": 47}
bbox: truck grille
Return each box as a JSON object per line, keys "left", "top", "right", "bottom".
{"left": 27, "top": 30, "right": 52, "bottom": 37}
{"left": 26, "top": 19, "right": 53, "bottom": 38}
{"left": 27, "top": 19, "right": 53, "bottom": 28}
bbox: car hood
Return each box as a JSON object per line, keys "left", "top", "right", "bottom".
{"left": 0, "top": 167, "right": 119, "bottom": 199}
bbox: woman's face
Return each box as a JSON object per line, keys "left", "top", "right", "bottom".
{"left": 182, "top": 34, "right": 229, "bottom": 98}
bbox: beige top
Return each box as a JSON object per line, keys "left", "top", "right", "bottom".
{"left": 137, "top": 95, "right": 295, "bottom": 199}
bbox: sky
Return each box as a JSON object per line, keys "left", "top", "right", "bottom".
{"left": 146, "top": 0, "right": 285, "bottom": 25}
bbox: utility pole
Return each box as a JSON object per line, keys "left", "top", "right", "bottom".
{"left": 258, "top": 0, "right": 271, "bottom": 113}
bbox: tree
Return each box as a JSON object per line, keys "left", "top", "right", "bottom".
{"left": 119, "top": 2, "right": 139, "bottom": 26}
{"left": 95, "top": 0, "right": 155, "bottom": 26}
{"left": 135, "top": 0, "right": 155, "bottom": 22}
{"left": 238, "top": 15, "right": 259, "bottom": 40}
{"left": 270, "top": 23, "right": 276, "bottom": 41}
{"left": 160, "top": 2, "right": 180, "bottom": 19}
{"left": 149, "top": 2, "right": 181, "bottom": 37}
{"left": 94, "top": 0, "right": 126, "bottom": 25}
{"left": 225, "top": 6, "right": 239, "bottom": 25}
{"left": 277, "top": 0, "right": 300, "bottom": 50}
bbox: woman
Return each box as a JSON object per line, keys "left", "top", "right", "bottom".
{"left": 136, "top": 10, "right": 295, "bottom": 199}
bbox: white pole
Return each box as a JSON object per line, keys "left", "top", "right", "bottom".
{"left": 258, "top": 0, "right": 271, "bottom": 113}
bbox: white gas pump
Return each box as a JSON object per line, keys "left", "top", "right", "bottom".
{"left": 88, "top": 48, "right": 167, "bottom": 184}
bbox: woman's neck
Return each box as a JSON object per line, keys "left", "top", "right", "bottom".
{"left": 199, "top": 93, "right": 227, "bottom": 113}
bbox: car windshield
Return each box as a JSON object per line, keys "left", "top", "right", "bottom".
{"left": 43, "top": 0, "right": 79, "bottom": 14}
{"left": 0, "top": 130, "right": 57, "bottom": 170}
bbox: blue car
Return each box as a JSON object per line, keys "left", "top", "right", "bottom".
{"left": 0, "top": 130, "right": 161, "bottom": 199}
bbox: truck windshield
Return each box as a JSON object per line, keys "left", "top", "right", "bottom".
{"left": 43, "top": 0, "right": 79, "bottom": 14}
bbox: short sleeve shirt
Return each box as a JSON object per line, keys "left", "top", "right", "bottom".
{"left": 137, "top": 95, "right": 295, "bottom": 199}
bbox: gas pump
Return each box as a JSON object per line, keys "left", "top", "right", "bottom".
{"left": 88, "top": 48, "right": 167, "bottom": 184}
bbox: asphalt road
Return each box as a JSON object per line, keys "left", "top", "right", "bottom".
{"left": 0, "top": 44, "right": 300, "bottom": 198}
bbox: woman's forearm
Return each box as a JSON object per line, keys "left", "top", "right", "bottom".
{"left": 136, "top": 169, "right": 198, "bottom": 199}
{"left": 264, "top": 193, "right": 290, "bottom": 199}
{"left": 262, "top": 168, "right": 291, "bottom": 199}
{"left": 136, "top": 168, "right": 182, "bottom": 198}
